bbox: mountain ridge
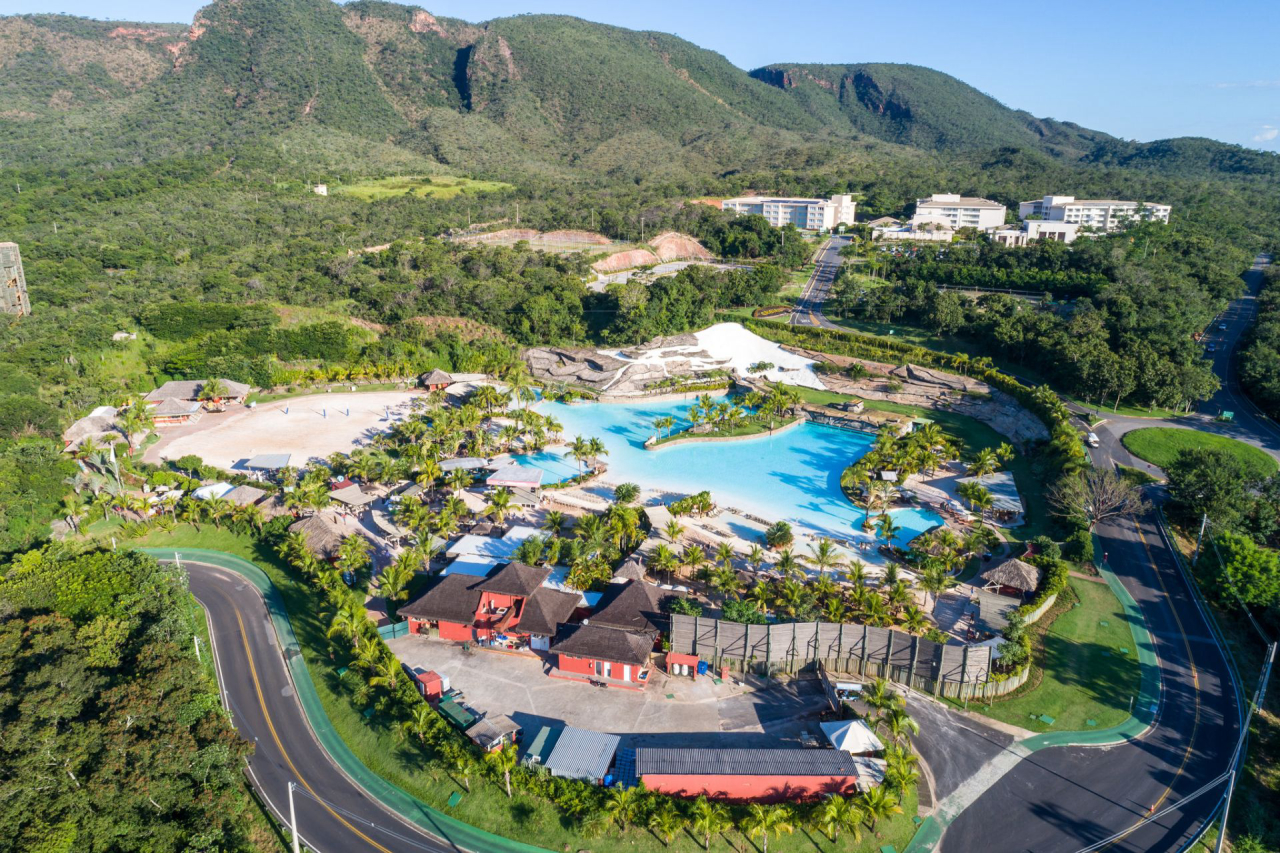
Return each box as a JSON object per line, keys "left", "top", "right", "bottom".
{"left": 0, "top": 0, "right": 1276, "bottom": 183}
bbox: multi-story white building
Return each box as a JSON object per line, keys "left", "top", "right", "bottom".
{"left": 720, "top": 194, "right": 856, "bottom": 231}
{"left": 1018, "top": 195, "right": 1171, "bottom": 231}
{"left": 990, "top": 220, "right": 1081, "bottom": 247}
{"left": 910, "top": 193, "right": 1007, "bottom": 231}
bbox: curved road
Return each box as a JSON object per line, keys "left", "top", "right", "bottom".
{"left": 186, "top": 562, "right": 456, "bottom": 853}
{"left": 795, "top": 251, "right": 1259, "bottom": 852}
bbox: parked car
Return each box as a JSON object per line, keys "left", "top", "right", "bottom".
{"left": 1218, "top": 322, "right": 1228, "bottom": 331}
{"left": 1208, "top": 343, "right": 1217, "bottom": 353}
{"left": 1086, "top": 432, "right": 1101, "bottom": 448}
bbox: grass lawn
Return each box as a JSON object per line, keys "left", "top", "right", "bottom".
{"left": 135, "top": 525, "right": 920, "bottom": 853}
{"left": 971, "top": 579, "right": 1141, "bottom": 733}
{"left": 1121, "top": 428, "right": 1278, "bottom": 479}
{"left": 787, "top": 386, "right": 1053, "bottom": 542}
{"left": 334, "top": 175, "right": 513, "bottom": 202}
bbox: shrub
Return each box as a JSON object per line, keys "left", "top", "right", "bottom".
{"left": 1066, "top": 528, "right": 1094, "bottom": 563}
{"left": 1031, "top": 535, "right": 1061, "bottom": 562}
{"left": 764, "top": 520, "right": 793, "bottom": 549}
{"left": 665, "top": 596, "right": 703, "bottom": 616}
{"left": 721, "top": 597, "right": 768, "bottom": 624}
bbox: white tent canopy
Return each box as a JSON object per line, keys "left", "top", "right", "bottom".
{"left": 820, "top": 719, "right": 883, "bottom": 755}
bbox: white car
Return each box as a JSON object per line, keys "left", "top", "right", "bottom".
{"left": 1218, "top": 322, "right": 1228, "bottom": 331}
{"left": 1086, "top": 432, "right": 1100, "bottom": 448}
{"left": 1208, "top": 343, "right": 1217, "bottom": 353}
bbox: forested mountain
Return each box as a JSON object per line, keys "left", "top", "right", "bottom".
{"left": 3, "top": 0, "right": 1277, "bottom": 183}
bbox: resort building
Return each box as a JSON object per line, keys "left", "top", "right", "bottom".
{"left": 990, "top": 220, "right": 1082, "bottom": 247}
{"left": 150, "top": 397, "right": 205, "bottom": 426}
{"left": 287, "top": 514, "right": 351, "bottom": 562}
{"left": 144, "top": 379, "right": 251, "bottom": 406}
{"left": 399, "top": 561, "right": 581, "bottom": 650}
{"left": 1017, "top": 195, "right": 1172, "bottom": 231}
{"left": 978, "top": 557, "right": 1042, "bottom": 599}
{"left": 635, "top": 747, "right": 882, "bottom": 801}
{"left": 955, "top": 470, "right": 1025, "bottom": 526}
{"left": 910, "top": 194, "right": 1007, "bottom": 231}
{"left": 873, "top": 221, "right": 956, "bottom": 243}
{"left": 720, "top": 194, "right": 856, "bottom": 231}
{"left": 549, "top": 579, "right": 679, "bottom": 688}
{"left": 62, "top": 406, "right": 120, "bottom": 452}
{"left": 1, "top": 242, "right": 30, "bottom": 317}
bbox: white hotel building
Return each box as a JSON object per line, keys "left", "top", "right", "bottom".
{"left": 910, "top": 193, "right": 1007, "bottom": 231}
{"left": 720, "top": 194, "right": 856, "bottom": 231}
{"left": 1018, "top": 195, "right": 1172, "bottom": 231}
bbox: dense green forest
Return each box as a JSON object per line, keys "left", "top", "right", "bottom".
{"left": 0, "top": 547, "right": 267, "bottom": 852}
{"left": 1239, "top": 265, "right": 1280, "bottom": 418}
{"left": 827, "top": 224, "right": 1244, "bottom": 410}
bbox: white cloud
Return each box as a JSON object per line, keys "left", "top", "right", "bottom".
{"left": 1254, "top": 125, "right": 1279, "bottom": 142}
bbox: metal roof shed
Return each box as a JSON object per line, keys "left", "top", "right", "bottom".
{"left": 543, "top": 726, "right": 620, "bottom": 782}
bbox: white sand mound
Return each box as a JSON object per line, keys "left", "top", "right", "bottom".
{"left": 600, "top": 322, "right": 827, "bottom": 391}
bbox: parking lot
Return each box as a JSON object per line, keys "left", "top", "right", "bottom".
{"left": 387, "top": 635, "right": 829, "bottom": 749}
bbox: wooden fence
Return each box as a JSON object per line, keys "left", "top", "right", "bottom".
{"left": 670, "top": 614, "right": 1026, "bottom": 701}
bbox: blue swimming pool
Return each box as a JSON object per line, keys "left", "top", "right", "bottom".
{"left": 511, "top": 398, "right": 944, "bottom": 546}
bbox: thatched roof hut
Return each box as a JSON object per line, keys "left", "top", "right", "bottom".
{"left": 978, "top": 558, "right": 1041, "bottom": 594}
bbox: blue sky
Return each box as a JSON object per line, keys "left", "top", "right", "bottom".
{"left": 7, "top": 0, "right": 1279, "bottom": 151}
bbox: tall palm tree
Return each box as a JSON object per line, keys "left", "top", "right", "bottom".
{"left": 690, "top": 795, "right": 730, "bottom": 851}
{"left": 663, "top": 519, "right": 685, "bottom": 543}
{"left": 743, "top": 804, "right": 794, "bottom": 853}
{"left": 746, "top": 544, "right": 766, "bottom": 572}
{"left": 649, "top": 544, "right": 678, "bottom": 585}
{"left": 879, "top": 706, "right": 920, "bottom": 745}
{"left": 875, "top": 513, "right": 901, "bottom": 549}
{"left": 603, "top": 785, "right": 645, "bottom": 830}
{"left": 901, "top": 604, "right": 928, "bottom": 635}
{"left": 379, "top": 551, "right": 418, "bottom": 608}
{"left": 715, "top": 541, "right": 736, "bottom": 571}
{"left": 484, "top": 488, "right": 514, "bottom": 525}
{"left": 485, "top": 743, "right": 519, "bottom": 798}
{"left": 367, "top": 656, "right": 401, "bottom": 691}
{"left": 919, "top": 561, "right": 957, "bottom": 610}
{"left": 774, "top": 549, "right": 803, "bottom": 582}
{"left": 746, "top": 580, "right": 773, "bottom": 617}
{"left": 813, "top": 795, "right": 863, "bottom": 844}
{"left": 397, "top": 704, "right": 436, "bottom": 745}
{"left": 807, "top": 538, "right": 844, "bottom": 578}
{"left": 326, "top": 596, "right": 370, "bottom": 651}
{"left": 863, "top": 677, "right": 900, "bottom": 715}
{"left": 967, "top": 447, "right": 1000, "bottom": 481}
{"left": 541, "top": 510, "right": 565, "bottom": 537}
{"left": 117, "top": 399, "right": 153, "bottom": 453}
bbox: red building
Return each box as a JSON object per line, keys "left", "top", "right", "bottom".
{"left": 399, "top": 562, "right": 579, "bottom": 649}
{"left": 635, "top": 748, "right": 873, "bottom": 802}
{"left": 419, "top": 369, "right": 455, "bottom": 392}
{"left": 548, "top": 579, "right": 681, "bottom": 688}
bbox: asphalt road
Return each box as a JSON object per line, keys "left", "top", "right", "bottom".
{"left": 789, "top": 235, "right": 849, "bottom": 329}
{"left": 939, "top": 510, "right": 1240, "bottom": 853}
{"left": 937, "top": 259, "right": 1280, "bottom": 852}
{"left": 185, "top": 562, "right": 457, "bottom": 853}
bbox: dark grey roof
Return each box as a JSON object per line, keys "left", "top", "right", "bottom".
{"left": 399, "top": 573, "right": 482, "bottom": 624}
{"left": 544, "top": 726, "right": 620, "bottom": 781}
{"left": 478, "top": 561, "right": 550, "bottom": 598}
{"left": 518, "top": 587, "right": 581, "bottom": 637}
{"left": 636, "top": 748, "right": 863, "bottom": 778}
{"left": 589, "top": 580, "right": 672, "bottom": 634}
{"left": 465, "top": 714, "right": 521, "bottom": 750}
{"left": 551, "top": 623, "right": 653, "bottom": 666}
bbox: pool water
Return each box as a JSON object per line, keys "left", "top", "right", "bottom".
{"left": 512, "top": 398, "right": 944, "bottom": 547}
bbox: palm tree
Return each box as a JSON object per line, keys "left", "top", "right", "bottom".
{"left": 690, "top": 795, "right": 730, "bottom": 851}
{"left": 919, "top": 561, "right": 957, "bottom": 611}
{"left": 379, "top": 551, "right": 418, "bottom": 607}
{"left": 485, "top": 743, "right": 519, "bottom": 798}
{"left": 746, "top": 580, "right": 773, "bottom": 617}
{"left": 449, "top": 750, "right": 475, "bottom": 793}
{"left": 231, "top": 502, "right": 265, "bottom": 534}
{"left": 875, "top": 513, "right": 901, "bottom": 549}
{"left": 367, "top": 656, "right": 401, "bottom": 691}
{"left": 652, "top": 415, "right": 675, "bottom": 440}
{"left": 397, "top": 704, "right": 436, "bottom": 745}
{"left": 541, "top": 510, "right": 565, "bottom": 537}
{"left": 860, "top": 786, "right": 903, "bottom": 832}
{"left": 807, "top": 538, "right": 844, "bottom": 578}
{"left": 879, "top": 706, "right": 920, "bottom": 745}
{"left": 326, "top": 596, "right": 370, "bottom": 651}
{"left": 663, "top": 519, "right": 685, "bottom": 543}
{"left": 715, "top": 541, "right": 736, "bottom": 571}
{"left": 813, "top": 795, "right": 863, "bottom": 844}
{"left": 198, "top": 377, "right": 229, "bottom": 402}
{"left": 568, "top": 436, "right": 590, "bottom": 474}
{"left": 205, "top": 496, "right": 233, "bottom": 529}
{"left": 484, "top": 488, "right": 514, "bottom": 525}
{"left": 863, "top": 677, "right": 900, "bottom": 714}
{"left": 649, "top": 544, "right": 679, "bottom": 585}
{"left": 585, "top": 436, "right": 607, "bottom": 470}
{"left": 337, "top": 535, "right": 372, "bottom": 578}
{"left": 746, "top": 544, "right": 766, "bottom": 572}
{"left": 822, "top": 596, "right": 848, "bottom": 624}
{"left": 604, "top": 785, "right": 645, "bottom": 830}
{"left": 967, "top": 447, "right": 1000, "bottom": 481}
{"left": 648, "top": 801, "right": 685, "bottom": 847}
{"left": 117, "top": 399, "right": 153, "bottom": 453}
{"left": 901, "top": 604, "right": 928, "bottom": 635}
{"left": 775, "top": 549, "right": 803, "bottom": 582}
{"left": 681, "top": 544, "right": 706, "bottom": 579}
{"left": 743, "top": 803, "right": 794, "bottom": 853}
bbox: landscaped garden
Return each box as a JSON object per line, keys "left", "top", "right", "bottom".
{"left": 970, "top": 578, "right": 1142, "bottom": 733}
{"left": 1121, "top": 427, "right": 1278, "bottom": 479}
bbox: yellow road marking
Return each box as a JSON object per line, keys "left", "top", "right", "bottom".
{"left": 1103, "top": 522, "right": 1202, "bottom": 848}
{"left": 236, "top": 610, "right": 395, "bottom": 853}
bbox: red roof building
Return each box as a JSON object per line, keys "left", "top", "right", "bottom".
{"left": 636, "top": 748, "right": 876, "bottom": 802}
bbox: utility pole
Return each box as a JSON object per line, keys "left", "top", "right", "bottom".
{"left": 1192, "top": 513, "right": 1208, "bottom": 565}
{"left": 515, "top": 202, "right": 519, "bottom": 226}
{"left": 289, "top": 782, "right": 301, "bottom": 853}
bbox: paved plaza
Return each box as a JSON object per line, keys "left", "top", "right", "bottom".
{"left": 387, "top": 635, "right": 829, "bottom": 749}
